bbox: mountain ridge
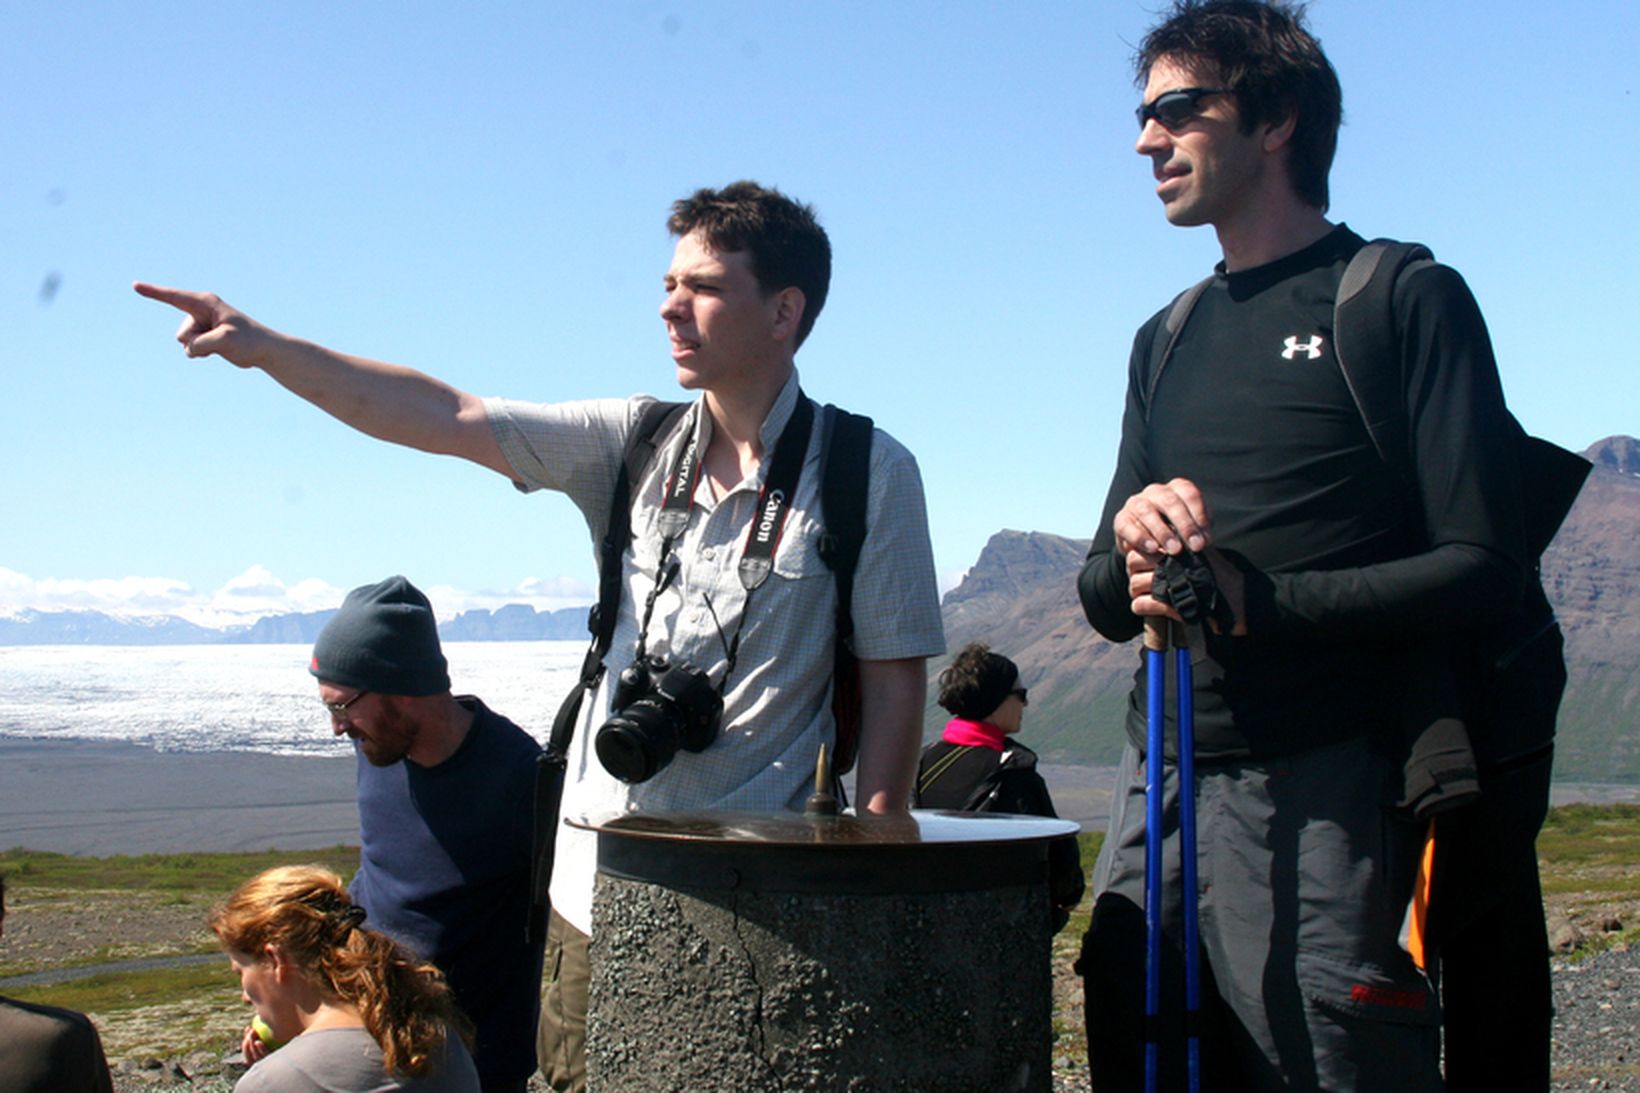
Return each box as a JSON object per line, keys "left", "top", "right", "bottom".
{"left": 0, "top": 603, "right": 590, "bottom": 645}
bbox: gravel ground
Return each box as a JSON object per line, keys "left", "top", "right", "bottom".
{"left": 89, "top": 944, "right": 1636, "bottom": 1092}
{"left": 0, "top": 879, "right": 1629, "bottom": 1091}
{"left": 1550, "top": 944, "right": 1640, "bottom": 1091}
{"left": 1037, "top": 944, "right": 1640, "bottom": 1093}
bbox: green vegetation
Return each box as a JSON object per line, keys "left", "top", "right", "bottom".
{"left": 8, "top": 960, "right": 229, "bottom": 1013}
{"left": 1538, "top": 804, "right": 1640, "bottom": 897}
{"left": 1535, "top": 803, "right": 1640, "bottom": 956}
{"left": 1538, "top": 803, "right": 1640, "bottom": 858}
{"left": 0, "top": 846, "right": 360, "bottom": 893}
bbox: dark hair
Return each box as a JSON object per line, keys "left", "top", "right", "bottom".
{"left": 1137, "top": 0, "right": 1341, "bottom": 210}
{"left": 209, "top": 866, "right": 470, "bottom": 1078}
{"left": 937, "top": 642, "right": 1020, "bottom": 721}
{"left": 668, "top": 180, "right": 832, "bottom": 348}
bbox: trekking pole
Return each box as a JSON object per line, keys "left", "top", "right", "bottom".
{"left": 1144, "top": 617, "right": 1166, "bottom": 1093}
{"left": 1143, "top": 617, "right": 1202, "bottom": 1093}
{"left": 1174, "top": 620, "right": 1201, "bottom": 1093}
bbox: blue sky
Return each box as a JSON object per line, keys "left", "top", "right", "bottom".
{"left": 2, "top": 1, "right": 1635, "bottom": 626}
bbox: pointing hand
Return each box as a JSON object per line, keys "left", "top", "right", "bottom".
{"left": 133, "top": 282, "right": 272, "bottom": 369}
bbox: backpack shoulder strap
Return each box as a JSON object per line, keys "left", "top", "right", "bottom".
{"left": 1332, "top": 239, "right": 1435, "bottom": 478}
{"left": 1142, "top": 275, "right": 1214, "bottom": 420}
{"left": 1335, "top": 240, "right": 1591, "bottom": 560}
{"left": 588, "top": 400, "right": 688, "bottom": 657}
{"left": 623, "top": 400, "right": 690, "bottom": 490}
{"left": 816, "top": 402, "right": 873, "bottom": 776}
{"left": 817, "top": 404, "right": 874, "bottom": 637}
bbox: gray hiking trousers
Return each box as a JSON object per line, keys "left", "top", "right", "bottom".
{"left": 1079, "top": 736, "right": 1442, "bottom": 1091}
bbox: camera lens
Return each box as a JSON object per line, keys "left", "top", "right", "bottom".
{"left": 595, "top": 698, "right": 682, "bottom": 784}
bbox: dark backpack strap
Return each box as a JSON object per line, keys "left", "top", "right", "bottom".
{"left": 526, "top": 749, "right": 566, "bottom": 945}
{"left": 1143, "top": 275, "right": 1214, "bottom": 420}
{"left": 1335, "top": 240, "right": 1591, "bottom": 558}
{"left": 529, "top": 398, "right": 687, "bottom": 943}
{"left": 1333, "top": 239, "right": 1434, "bottom": 478}
{"left": 817, "top": 403, "right": 873, "bottom": 777}
{"left": 587, "top": 400, "right": 689, "bottom": 660}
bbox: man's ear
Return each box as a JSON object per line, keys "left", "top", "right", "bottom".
{"left": 770, "top": 286, "right": 806, "bottom": 343}
{"left": 1261, "top": 109, "right": 1298, "bottom": 154}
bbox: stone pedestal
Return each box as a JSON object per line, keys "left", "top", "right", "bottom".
{"left": 579, "top": 809, "right": 1079, "bottom": 1093}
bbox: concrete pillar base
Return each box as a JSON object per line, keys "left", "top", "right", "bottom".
{"left": 584, "top": 810, "right": 1071, "bottom": 1092}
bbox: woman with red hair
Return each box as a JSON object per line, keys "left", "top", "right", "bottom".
{"left": 209, "top": 865, "right": 479, "bottom": 1092}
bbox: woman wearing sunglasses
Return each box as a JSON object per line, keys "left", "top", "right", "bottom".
{"left": 210, "top": 866, "right": 480, "bottom": 1093}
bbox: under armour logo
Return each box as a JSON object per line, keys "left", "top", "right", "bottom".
{"left": 1282, "top": 335, "right": 1325, "bottom": 360}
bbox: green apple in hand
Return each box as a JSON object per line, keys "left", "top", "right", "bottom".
{"left": 251, "top": 1015, "right": 286, "bottom": 1051}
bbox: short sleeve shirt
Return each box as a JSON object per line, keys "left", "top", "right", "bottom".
{"left": 485, "top": 371, "right": 945, "bottom": 931}
{"left": 233, "top": 1026, "right": 479, "bottom": 1093}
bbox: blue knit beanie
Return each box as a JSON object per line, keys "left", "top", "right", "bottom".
{"left": 310, "top": 576, "right": 450, "bottom": 697}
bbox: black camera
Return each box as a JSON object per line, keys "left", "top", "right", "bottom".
{"left": 595, "top": 655, "right": 724, "bottom": 784}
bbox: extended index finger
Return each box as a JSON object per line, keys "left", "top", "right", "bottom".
{"left": 132, "top": 281, "right": 211, "bottom": 317}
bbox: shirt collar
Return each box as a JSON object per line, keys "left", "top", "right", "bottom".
{"left": 757, "top": 369, "right": 804, "bottom": 452}
{"left": 942, "top": 718, "right": 1009, "bottom": 752}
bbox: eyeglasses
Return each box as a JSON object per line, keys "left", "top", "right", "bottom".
{"left": 323, "top": 690, "right": 370, "bottom": 718}
{"left": 1136, "top": 87, "right": 1230, "bottom": 130}
{"left": 1012, "top": 686, "right": 1029, "bottom": 706}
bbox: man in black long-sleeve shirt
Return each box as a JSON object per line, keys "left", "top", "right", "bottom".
{"left": 1075, "top": 4, "right": 1528, "bottom": 1089}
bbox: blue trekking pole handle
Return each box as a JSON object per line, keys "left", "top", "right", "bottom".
{"left": 1144, "top": 618, "right": 1167, "bottom": 1093}
{"left": 1176, "top": 634, "right": 1201, "bottom": 1093}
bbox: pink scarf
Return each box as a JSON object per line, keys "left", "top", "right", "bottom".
{"left": 942, "top": 718, "right": 1007, "bottom": 752}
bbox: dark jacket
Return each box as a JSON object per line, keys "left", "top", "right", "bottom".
{"left": 915, "top": 736, "right": 1086, "bottom": 930}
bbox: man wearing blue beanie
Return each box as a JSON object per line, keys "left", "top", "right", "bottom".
{"left": 310, "top": 575, "right": 543, "bottom": 1093}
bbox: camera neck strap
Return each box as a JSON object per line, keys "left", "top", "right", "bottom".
{"left": 631, "top": 391, "right": 816, "bottom": 677}
{"left": 651, "top": 392, "right": 815, "bottom": 590}
{"left": 654, "top": 411, "right": 704, "bottom": 547}
{"left": 737, "top": 393, "right": 814, "bottom": 592}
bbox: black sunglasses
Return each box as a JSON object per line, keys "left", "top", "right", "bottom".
{"left": 1011, "top": 686, "right": 1029, "bottom": 706}
{"left": 1136, "top": 87, "right": 1231, "bottom": 130}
